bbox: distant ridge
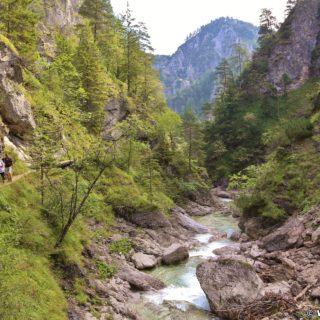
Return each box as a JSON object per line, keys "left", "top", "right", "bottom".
{"left": 154, "top": 17, "right": 258, "bottom": 114}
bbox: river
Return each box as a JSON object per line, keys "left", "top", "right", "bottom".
{"left": 136, "top": 200, "right": 239, "bottom": 319}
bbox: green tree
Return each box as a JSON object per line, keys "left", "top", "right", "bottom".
{"left": 182, "top": 108, "right": 204, "bottom": 172}
{"left": 214, "top": 59, "right": 234, "bottom": 101}
{"left": 120, "top": 4, "right": 153, "bottom": 96}
{"left": 75, "top": 22, "right": 109, "bottom": 131}
{"left": 79, "top": 0, "right": 113, "bottom": 41}
{"left": 141, "top": 149, "right": 160, "bottom": 204}
{"left": 231, "top": 42, "right": 250, "bottom": 77}
{"left": 280, "top": 73, "right": 292, "bottom": 96}
{"left": 0, "top": 0, "right": 38, "bottom": 58}
{"left": 258, "top": 8, "right": 278, "bottom": 45}
{"left": 50, "top": 35, "right": 87, "bottom": 111}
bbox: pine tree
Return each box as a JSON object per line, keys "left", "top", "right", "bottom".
{"left": 258, "top": 8, "right": 278, "bottom": 44}
{"left": 120, "top": 2, "right": 140, "bottom": 95}
{"left": 79, "top": 0, "right": 114, "bottom": 41}
{"left": 50, "top": 35, "right": 87, "bottom": 112}
{"left": 75, "top": 22, "right": 109, "bottom": 131}
{"left": 214, "top": 59, "right": 234, "bottom": 100}
{"left": 0, "top": 0, "right": 38, "bottom": 58}
{"left": 231, "top": 43, "right": 250, "bottom": 77}
{"left": 182, "top": 108, "right": 204, "bottom": 172}
{"left": 120, "top": 4, "right": 154, "bottom": 96}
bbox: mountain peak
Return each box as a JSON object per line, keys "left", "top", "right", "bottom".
{"left": 154, "top": 17, "right": 258, "bottom": 114}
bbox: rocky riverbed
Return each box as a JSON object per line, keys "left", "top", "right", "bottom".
{"left": 68, "top": 189, "right": 320, "bottom": 320}
{"left": 68, "top": 189, "right": 235, "bottom": 320}
{"left": 196, "top": 206, "right": 320, "bottom": 320}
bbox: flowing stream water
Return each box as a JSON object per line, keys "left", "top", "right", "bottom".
{"left": 136, "top": 200, "right": 239, "bottom": 320}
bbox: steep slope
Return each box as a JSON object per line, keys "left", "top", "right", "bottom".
{"left": 201, "top": 2, "right": 320, "bottom": 318}
{"left": 244, "top": 0, "right": 320, "bottom": 92}
{"left": 155, "top": 17, "right": 258, "bottom": 113}
{"left": 204, "top": 0, "right": 320, "bottom": 235}
{"left": 0, "top": 1, "right": 211, "bottom": 319}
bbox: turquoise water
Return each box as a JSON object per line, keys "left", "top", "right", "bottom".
{"left": 137, "top": 208, "right": 239, "bottom": 320}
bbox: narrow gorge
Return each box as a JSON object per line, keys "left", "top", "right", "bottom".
{"left": 0, "top": 0, "right": 319, "bottom": 320}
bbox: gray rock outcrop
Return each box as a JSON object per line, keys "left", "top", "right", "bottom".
{"left": 0, "top": 40, "right": 35, "bottom": 138}
{"left": 261, "top": 217, "right": 304, "bottom": 252}
{"left": 257, "top": 0, "right": 320, "bottom": 91}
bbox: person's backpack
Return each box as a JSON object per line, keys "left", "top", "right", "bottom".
{"left": 4, "top": 157, "right": 13, "bottom": 167}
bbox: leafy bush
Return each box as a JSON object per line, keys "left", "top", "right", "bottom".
{"left": 96, "top": 261, "right": 116, "bottom": 279}
{"left": 284, "top": 118, "right": 313, "bottom": 141}
{"left": 109, "top": 238, "right": 132, "bottom": 256}
{"left": 236, "top": 192, "right": 284, "bottom": 219}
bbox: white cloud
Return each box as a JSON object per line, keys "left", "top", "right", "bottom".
{"left": 111, "top": 0, "right": 287, "bottom": 55}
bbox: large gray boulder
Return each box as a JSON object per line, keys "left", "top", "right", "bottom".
{"left": 0, "top": 41, "right": 35, "bottom": 138}
{"left": 115, "top": 207, "right": 171, "bottom": 229}
{"left": 162, "top": 243, "right": 189, "bottom": 265}
{"left": 185, "top": 201, "right": 213, "bottom": 216}
{"left": 213, "top": 243, "right": 241, "bottom": 256}
{"left": 172, "top": 207, "right": 209, "bottom": 234}
{"left": 196, "top": 258, "right": 264, "bottom": 318}
{"left": 118, "top": 264, "right": 165, "bottom": 291}
{"left": 131, "top": 252, "right": 158, "bottom": 270}
{"left": 261, "top": 217, "right": 304, "bottom": 252}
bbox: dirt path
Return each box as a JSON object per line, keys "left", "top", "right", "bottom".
{"left": 0, "top": 172, "right": 30, "bottom": 188}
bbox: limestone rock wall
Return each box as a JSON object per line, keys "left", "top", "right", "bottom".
{"left": 261, "top": 0, "right": 320, "bottom": 90}
{"left": 0, "top": 41, "right": 36, "bottom": 140}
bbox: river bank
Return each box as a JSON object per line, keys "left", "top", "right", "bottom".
{"left": 68, "top": 190, "right": 236, "bottom": 320}
{"left": 196, "top": 206, "right": 320, "bottom": 320}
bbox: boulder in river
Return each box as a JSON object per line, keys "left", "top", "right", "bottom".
{"left": 162, "top": 243, "right": 189, "bottom": 265}
{"left": 118, "top": 264, "right": 165, "bottom": 291}
{"left": 131, "top": 252, "right": 158, "bottom": 270}
{"left": 172, "top": 207, "right": 209, "bottom": 234}
{"left": 212, "top": 243, "right": 241, "bottom": 256}
{"left": 196, "top": 258, "right": 264, "bottom": 318}
{"left": 185, "top": 201, "right": 213, "bottom": 216}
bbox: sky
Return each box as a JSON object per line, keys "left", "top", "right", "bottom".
{"left": 111, "top": 0, "right": 288, "bottom": 55}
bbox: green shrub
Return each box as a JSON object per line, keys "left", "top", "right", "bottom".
{"left": 96, "top": 261, "right": 116, "bottom": 279}
{"left": 285, "top": 118, "right": 313, "bottom": 141}
{"left": 74, "top": 278, "right": 88, "bottom": 305}
{"left": 109, "top": 238, "right": 132, "bottom": 256}
{"left": 236, "top": 192, "right": 285, "bottom": 220}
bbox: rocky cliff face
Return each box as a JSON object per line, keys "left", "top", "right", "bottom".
{"left": 42, "top": 0, "right": 81, "bottom": 30}
{"left": 0, "top": 40, "right": 36, "bottom": 142}
{"left": 155, "top": 17, "right": 258, "bottom": 113}
{"left": 39, "top": 0, "right": 82, "bottom": 58}
{"left": 258, "top": 0, "right": 320, "bottom": 91}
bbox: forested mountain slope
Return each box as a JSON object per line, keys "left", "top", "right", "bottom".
{"left": 154, "top": 17, "right": 258, "bottom": 114}
{"left": 205, "top": 0, "right": 320, "bottom": 223}
{"left": 0, "top": 0, "right": 208, "bottom": 318}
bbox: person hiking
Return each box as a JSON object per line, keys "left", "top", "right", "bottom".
{"left": 3, "top": 154, "right": 13, "bottom": 182}
{"left": 0, "top": 158, "right": 5, "bottom": 183}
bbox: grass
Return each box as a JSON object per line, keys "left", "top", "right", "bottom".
{"left": 0, "top": 175, "right": 68, "bottom": 319}
{"left": 0, "top": 34, "right": 19, "bottom": 56}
